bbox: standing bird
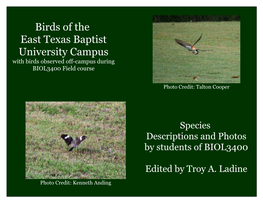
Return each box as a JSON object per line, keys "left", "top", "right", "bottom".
{"left": 175, "top": 34, "right": 209, "bottom": 55}
{"left": 61, "top": 134, "right": 87, "bottom": 151}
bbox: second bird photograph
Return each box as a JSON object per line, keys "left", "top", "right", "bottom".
{"left": 25, "top": 101, "right": 126, "bottom": 179}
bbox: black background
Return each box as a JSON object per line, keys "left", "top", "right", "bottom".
{"left": 7, "top": 7, "right": 256, "bottom": 196}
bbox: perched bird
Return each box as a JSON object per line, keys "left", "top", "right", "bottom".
{"left": 61, "top": 134, "right": 87, "bottom": 151}
{"left": 175, "top": 34, "right": 211, "bottom": 55}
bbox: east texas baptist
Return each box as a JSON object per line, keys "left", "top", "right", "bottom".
{"left": 145, "top": 164, "right": 247, "bottom": 174}
{"left": 19, "top": 35, "right": 108, "bottom": 59}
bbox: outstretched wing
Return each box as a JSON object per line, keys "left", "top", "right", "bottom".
{"left": 61, "top": 134, "right": 73, "bottom": 146}
{"left": 175, "top": 39, "right": 192, "bottom": 47}
{"left": 76, "top": 136, "right": 87, "bottom": 146}
{"left": 192, "top": 33, "right": 203, "bottom": 46}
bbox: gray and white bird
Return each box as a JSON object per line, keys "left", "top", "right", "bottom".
{"left": 175, "top": 34, "right": 210, "bottom": 55}
{"left": 61, "top": 134, "right": 87, "bottom": 151}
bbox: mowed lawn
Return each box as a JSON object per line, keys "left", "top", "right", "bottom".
{"left": 26, "top": 102, "right": 126, "bottom": 179}
{"left": 153, "top": 22, "right": 240, "bottom": 83}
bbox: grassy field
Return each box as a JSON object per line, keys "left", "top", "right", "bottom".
{"left": 153, "top": 21, "right": 240, "bottom": 83}
{"left": 26, "top": 102, "right": 126, "bottom": 179}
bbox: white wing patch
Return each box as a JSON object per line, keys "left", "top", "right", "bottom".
{"left": 65, "top": 135, "right": 70, "bottom": 139}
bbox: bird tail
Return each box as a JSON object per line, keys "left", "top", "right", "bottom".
{"left": 69, "top": 147, "right": 74, "bottom": 151}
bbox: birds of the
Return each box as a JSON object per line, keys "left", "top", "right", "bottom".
{"left": 175, "top": 34, "right": 211, "bottom": 55}
{"left": 61, "top": 134, "right": 87, "bottom": 151}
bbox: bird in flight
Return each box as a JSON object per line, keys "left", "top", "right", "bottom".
{"left": 175, "top": 34, "right": 211, "bottom": 55}
{"left": 61, "top": 134, "right": 87, "bottom": 151}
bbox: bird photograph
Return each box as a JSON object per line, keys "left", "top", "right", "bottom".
{"left": 25, "top": 101, "right": 126, "bottom": 179}
{"left": 153, "top": 15, "right": 240, "bottom": 83}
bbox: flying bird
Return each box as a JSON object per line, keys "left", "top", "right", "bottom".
{"left": 61, "top": 134, "right": 87, "bottom": 151}
{"left": 175, "top": 34, "right": 211, "bottom": 55}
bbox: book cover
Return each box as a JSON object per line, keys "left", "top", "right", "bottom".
{"left": 7, "top": 7, "right": 256, "bottom": 196}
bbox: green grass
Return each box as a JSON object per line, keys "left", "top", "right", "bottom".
{"left": 26, "top": 102, "right": 126, "bottom": 179}
{"left": 153, "top": 22, "right": 240, "bottom": 83}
